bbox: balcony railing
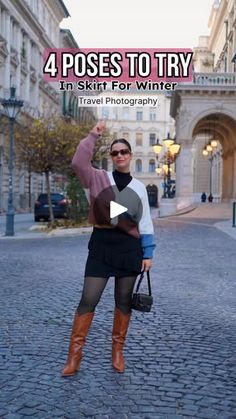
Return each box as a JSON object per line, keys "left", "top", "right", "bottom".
{"left": 176, "top": 72, "right": 236, "bottom": 90}
{"left": 193, "top": 72, "right": 236, "bottom": 86}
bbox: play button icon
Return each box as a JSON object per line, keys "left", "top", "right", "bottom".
{"left": 93, "top": 184, "right": 143, "bottom": 234}
{"left": 110, "top": 201, "right": 128, "bottom": 219}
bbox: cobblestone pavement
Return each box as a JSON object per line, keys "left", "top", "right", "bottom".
{"left": 0, "top": 219, "right": 236, "bottom": 419}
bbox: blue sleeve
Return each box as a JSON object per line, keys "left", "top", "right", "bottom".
{"left": 140, "top": 234, "right": 156, "bottom": 259}
{"left": 137, "top": 183, "right": 156, "bottom": 259}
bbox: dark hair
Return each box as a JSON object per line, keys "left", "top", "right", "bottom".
{"left": 110, "top": 138, "right": 132, "bottom": 152}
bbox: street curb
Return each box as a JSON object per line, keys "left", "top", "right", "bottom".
{"left": 47, "top": 226, "right": 93, "bottom": 236}
{"left": 156, "top": 205, "right": 197, "bottom": 219}
{"left": 0, "top": 226, "right": 93, "bottom": 240}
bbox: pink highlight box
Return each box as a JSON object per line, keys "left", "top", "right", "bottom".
{"left": 43, "top": 48, "right": 193, "bottom": 83}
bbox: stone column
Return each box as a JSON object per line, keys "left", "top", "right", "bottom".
{"left": 216, "top": 156, "right": 221, "bottom": 201}
{"left": 175, "top": 140, "right": 194, "bottom": 210}
{"left": 212, "top": 157, "right": 215, "bottom": 195}
{"left": 222, "top": 154, "right": 234, "bottom": 201}
{"left": 233, "top": 151, "right": 236, "bottom": 200}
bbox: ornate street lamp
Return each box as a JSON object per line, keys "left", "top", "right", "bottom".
{"left": 153, "top": 133, "right": 180, "bottom": 198}
{"left": 1, "top": 87, "right": 24, "bottom": 236}
{"left": 153, "top": 138, "right": 162, "bottom": 155}
{"left": 155, "top": 165, "right": 162, "bottom": 175}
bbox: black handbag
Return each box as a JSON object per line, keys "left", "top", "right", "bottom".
{"left": 131, "top": 270, "right": 153, "bottom": 312}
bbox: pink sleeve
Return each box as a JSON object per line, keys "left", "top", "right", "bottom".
{"left": 71, "top": 132, "right": 100, "bottom": 187}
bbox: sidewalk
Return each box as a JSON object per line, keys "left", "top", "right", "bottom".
{"left": 214, "top": 219, "right": 236, "bottom": 240}
{"left": 0, "top": 212, "right": 93, "bottom": 239}
{"left": 159, "top": 202, "right": 236, "bottom": 241}
{"left": 190, "top": 203, "right": 236, "bottom": 240}
{"left": 0, "top": 223, "right": 93, "bottom": 239}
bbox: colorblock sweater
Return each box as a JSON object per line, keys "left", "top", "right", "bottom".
{"left": 72, "top": 132, "right": 156, "bottom": 259}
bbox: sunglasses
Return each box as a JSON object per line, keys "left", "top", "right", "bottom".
{"left": 110, "top": 149, "right": 131, "bottom": 157}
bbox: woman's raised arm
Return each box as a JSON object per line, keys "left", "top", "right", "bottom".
{"left": 71, "top": 121, "right": 106, "bottom": 187}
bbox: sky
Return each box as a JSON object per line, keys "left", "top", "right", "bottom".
{"left": 61, "top": 0, "right": 215, "bottom": 49}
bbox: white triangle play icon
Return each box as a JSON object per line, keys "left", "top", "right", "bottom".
{"left": 110, "top": 201, "right": 128, "bottom": 219}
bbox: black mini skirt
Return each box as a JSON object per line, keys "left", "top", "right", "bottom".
{"left": 84, "top": 227, "right": 143, "bottom": 278}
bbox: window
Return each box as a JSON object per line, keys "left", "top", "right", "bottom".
{"left": 149, "top": 133, "right": 156, "bottom": 146}
{"left": 149, "top": 159, "right": 156, "bottom": 173}
{"left": 112, "top": 108, "right": 118, "bottom": 119}
{"left": 135, "top": 159, "right": 142, "bottom": 172}
{"left": 19, "top": 174, "right": 25, "bottom": 195}
{"left": 11, "top": 20, "right": 18, "bottom": 49}
{"left": 21, "top": 34, "right": 27, "bottom": 59}
{"left": 136, "top": 133, "right": 143, "bottom": 146}
{"left": 0, "top": 8, "right": 10, "bottom": 38}
{"left": 122, "top": 132, "right": 129, "bottom": 140}
{"left": 102, "top": 107, "right": 109, "bottom": 119}
{"left": 0, "top": 7, "right": 5, "bottom": 37}
{"left": 224, "top": 56, "right": 227, "bottom": 72}
{"left": 150, "top": 108, "right": 156, "bottom": 121}
{"left": 136, "top": 111, "right": 143, "bottom": 121}
{"left": 122, "top": 107, "right": 129, "bottom": 119}
{"left": 38, "top": 193, "right": 64, "bottom": 204}
{"left": 31, "top": 42, "right": 38, "bottom": 67}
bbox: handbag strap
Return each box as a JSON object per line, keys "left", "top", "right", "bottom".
{"left": 134, "top": 270, "right": 152, "bottom": 296}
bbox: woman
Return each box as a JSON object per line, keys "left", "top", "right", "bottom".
{"left": 62, "top": 121, "right": 155, "bottom": 376}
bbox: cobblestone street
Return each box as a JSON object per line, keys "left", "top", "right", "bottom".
{"left": 0, "top": 217, "right": 236, "bottom": 419}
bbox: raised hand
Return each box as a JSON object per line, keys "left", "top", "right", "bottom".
{"left": 91, "top": 120, "right": 106, "bottom": 136}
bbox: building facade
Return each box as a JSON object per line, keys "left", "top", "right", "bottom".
{"left": 59, "top": 28, "right": 96, "bottom": 125}
{"left": 0, "top": 0, "right": 71, "bottom": 212}
{"left": 0, "top": 0, "right": 97, "bottom": 212}
{"left": 97, "top": 90, "right": 175, "bottom": 205}
{"left": 170, "top": 0, "right": 236, "bottom": 210}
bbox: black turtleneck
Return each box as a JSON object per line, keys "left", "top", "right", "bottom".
{"left": 113, "top": 170, "right": 132, "bottom": 192}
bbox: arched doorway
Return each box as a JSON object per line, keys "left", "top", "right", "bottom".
{"left": 192, "top": 113, "right": 236, "bottom": 202}
{"left": 170, "top": 79, "right": 236, "bottom": 210}
{"left": 173, "top": 111, "right": 236, "bottom": 208}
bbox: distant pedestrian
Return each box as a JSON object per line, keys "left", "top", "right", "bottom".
{"left": 201, "top": 192, "right": 207, "bottom": 202}
{"left": 208, "top": 194, "right": 213, "bottom": 203}
{"left": 62, "top": 121, "right": 155, "bottom": 376}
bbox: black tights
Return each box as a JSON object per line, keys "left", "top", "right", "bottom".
{"left": 77, "top": 276, "right": 137, "bottom": 315}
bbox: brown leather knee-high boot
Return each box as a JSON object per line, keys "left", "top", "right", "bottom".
{"left": 112, "top": 307, "right": 131, "bottom": 373}
{"left": 61, "top": 311, "right": 94, "bottom": 376}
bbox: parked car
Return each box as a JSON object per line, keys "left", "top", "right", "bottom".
{"left": 34, "top": 193, "right": 69, "bottom": 222}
